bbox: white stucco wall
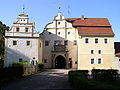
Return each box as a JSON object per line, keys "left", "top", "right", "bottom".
{"left": 5, "top": 37, "right": 40, "bottom": 66}
{"left": 115, "top": 56, "right": 120, "bottom": 71}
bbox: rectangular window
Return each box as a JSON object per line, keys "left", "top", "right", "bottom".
{"left": 91, "top": 58, "right": 94, "bottom": 64}
{"left": 64, "top": 40, "right": 68, "bottom": 45}
{"left": 74, "top": 40, "right": 77, "bottom": 45}
{"left": 95, "top": 38, "right": 98, "bottom": 44}
{"left": 26, "top": 41, "right": 31, "bottom": 46}
{"left": 58, "top": 32, "right": 60, "bottom": 35}
{"left": 45, "top": 41, "right": 49, "bottom": 46}
{"left": 104, "top": 38, "right": 108, "bottom": 44}
{"left": 16, "top": 27, "right": 19, "bottom": 32}
{"left": 25, "top": 28, "right": 28, "bottom": 32}
{"left": 13, "top": 40, "right": 17, "bottom": 45}
{"left": 98, "top": 50, "right": 101, "bottom": 54}
{"left": 85, "top": 38, "right": 89, "bottom": 43}
{"left": 98, "top": 58, "right": 102, "bottom": 64}
{"left": 91, "top": 50, "right": 94, "bottom": 54}
{"left": 19, "top": 58, "right": 23, "bottom": 62}
{"left": 44, "top": 59, "right": 47, "bottom": 63}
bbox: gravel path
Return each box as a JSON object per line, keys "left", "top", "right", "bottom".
{"left": 1, "top": 69, "right": 72, "bottom": 90}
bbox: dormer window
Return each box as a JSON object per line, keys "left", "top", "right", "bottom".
{"left": 25, "top": 28, "right": 28, "bottom": 32}
{"left": 16, "top": 27, "right": 19, "bottom": 32}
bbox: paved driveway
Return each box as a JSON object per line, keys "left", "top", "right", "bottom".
{"left": 1, "top": 69, "right": 72, "bottom": 90}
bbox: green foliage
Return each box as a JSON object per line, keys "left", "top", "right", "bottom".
{"left": 37, "top": 62, "right": 44, "bottom": 71}
{"left": 11, "top": 62, "right": 30, "bottom": 67}
{"left": 1, "top": 66, "right": 24, "bottom": 81}
{"left": 68, "top": 70, "right": 120, "bottom": 89}
{"left": 92, "top": 69, "right": 119, "bottom": 81}
{"left": 0, "top": 21, "right": 9, "bottom": 67}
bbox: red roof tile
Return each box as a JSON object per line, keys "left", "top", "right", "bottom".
{"left": 66, "top": 18, "right": 114, "bottom": 36}
{"left": 77, "top": 27, "right": 114, "bottom": 36}
{"left": 66, "top": 18, "right": 111, "bottom": 26}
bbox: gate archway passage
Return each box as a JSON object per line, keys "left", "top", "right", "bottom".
{"left": 55, "top": 55, "right": 66, "bottom": 69}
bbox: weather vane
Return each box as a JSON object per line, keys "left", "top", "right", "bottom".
{"left": 58, "top": 6, "right": 61, "bottom": 12}
{"left": 23, "top": 5, "right": 25, "bottom": 14}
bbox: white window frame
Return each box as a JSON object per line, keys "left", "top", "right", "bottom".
{"left": 97, "top": 58, "right": 102, "bottom": 64}
{"left": 104, "top": 38, "right": 108, "bottom": 44}
{"left": 85, "top": 38, "right": 89, "bottom": 44}
{"left": 91, "top": 58, "right": 95, "bottom": 64}
{"left": 98, "top": 50, "right": 102, "bottom": 54}
{"left": 95, "top": 38, "right": 98, "bottom": 44}
{"left": 58, "top": 32, "right": 60, "bottom": 35}
{"left": 91, "top": 50, "right": 94, "bottom": 54}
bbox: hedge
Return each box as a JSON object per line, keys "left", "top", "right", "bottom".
{"left": 1, "top": 62, "right": 44, "bottom": 82}
{"left": 91, "top": 69, "right": 119, "bottom": 81}
{"left": 37, "top": 62, "right": 44, "bottom": 71}
{"left": 1, "top": 66, "right": 24, "bottom": 81}
{"left": 68, "top": 69, "right": 120, "bottom": 89}
{"left": 68, "top": 70, "right": 89, "bottom": 87}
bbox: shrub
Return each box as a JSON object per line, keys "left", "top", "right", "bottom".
{"left": 1, "top": 66, "right": 24, "bottom": 80}
{"left": 92, "top": 69, "right": 119, "bottom": 81}
{"left": 12, "top": 62, "right": 30, "bottom": 67}
{"left": 68, "top": 70, "right": 89, "bottom": 87}
{"left": 37, "top": 62, "right": 44, "bottom": 71}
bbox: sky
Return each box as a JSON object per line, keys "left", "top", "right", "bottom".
{"left": 0, "top": 0, "right": 120, "bottom": 42}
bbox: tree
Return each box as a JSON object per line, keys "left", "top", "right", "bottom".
{"left": 0, "top": 21, "right": 9, "bottom": 67}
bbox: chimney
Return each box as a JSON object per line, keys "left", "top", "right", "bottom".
{"left": 81, "top": 15, "right": 84, "bottom": 20}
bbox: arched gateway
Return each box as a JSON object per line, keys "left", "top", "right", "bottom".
{"left": 55, "top": 55, "right": 66, "bottom": 69}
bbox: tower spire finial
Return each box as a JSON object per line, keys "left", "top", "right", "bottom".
{"left": 23, "top": 5, "right": 25, "bottom": 14}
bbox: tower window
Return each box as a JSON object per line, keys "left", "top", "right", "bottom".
{"left": 58, "top": 22, "right": 60, "bottom": 25}
{"left": 85, "top": 38, "right": 89, "bottom": 43}
{"left": 68, "top": 32, "right": 70, "bottom": 35}
{"left": 26, "top": 41, "right": 31, "bottom": 46}
{"left": 91, "top": 58, "right": 94, "bottom": 64}
{"left": 95, "top": 38, "right": 98, "bottom": 44}
{"left": 25, "top": 28, "right": 28, "bottom": 32}
{"left": 24, "top": 19, "right": 25, "bottom": 21}
{"left": 58, "top": 32, "right": 60, "bottom": 35}
{"left": 45, "top": 41, "right": 49, "bottom": 46}
{"left": 74, "top": 40, "right": 77, "bottom": 45}
{"left": 16, "top": 27, "right": 19, "bottom": 32}
{"left": 13, "top": 40, "right": 17, "bottom": 45}
{"left": 64, "top": 40, "right": 68, "bottom": 45}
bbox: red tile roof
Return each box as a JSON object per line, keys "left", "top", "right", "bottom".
{"left": 66, "top": 18, "right": 114, "bottom": 36}
{"left": 115, "top": 53, "right": 120, "bottom": 56}
{"left": 77, "top": 27, "right": 114, "bottom": 36}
